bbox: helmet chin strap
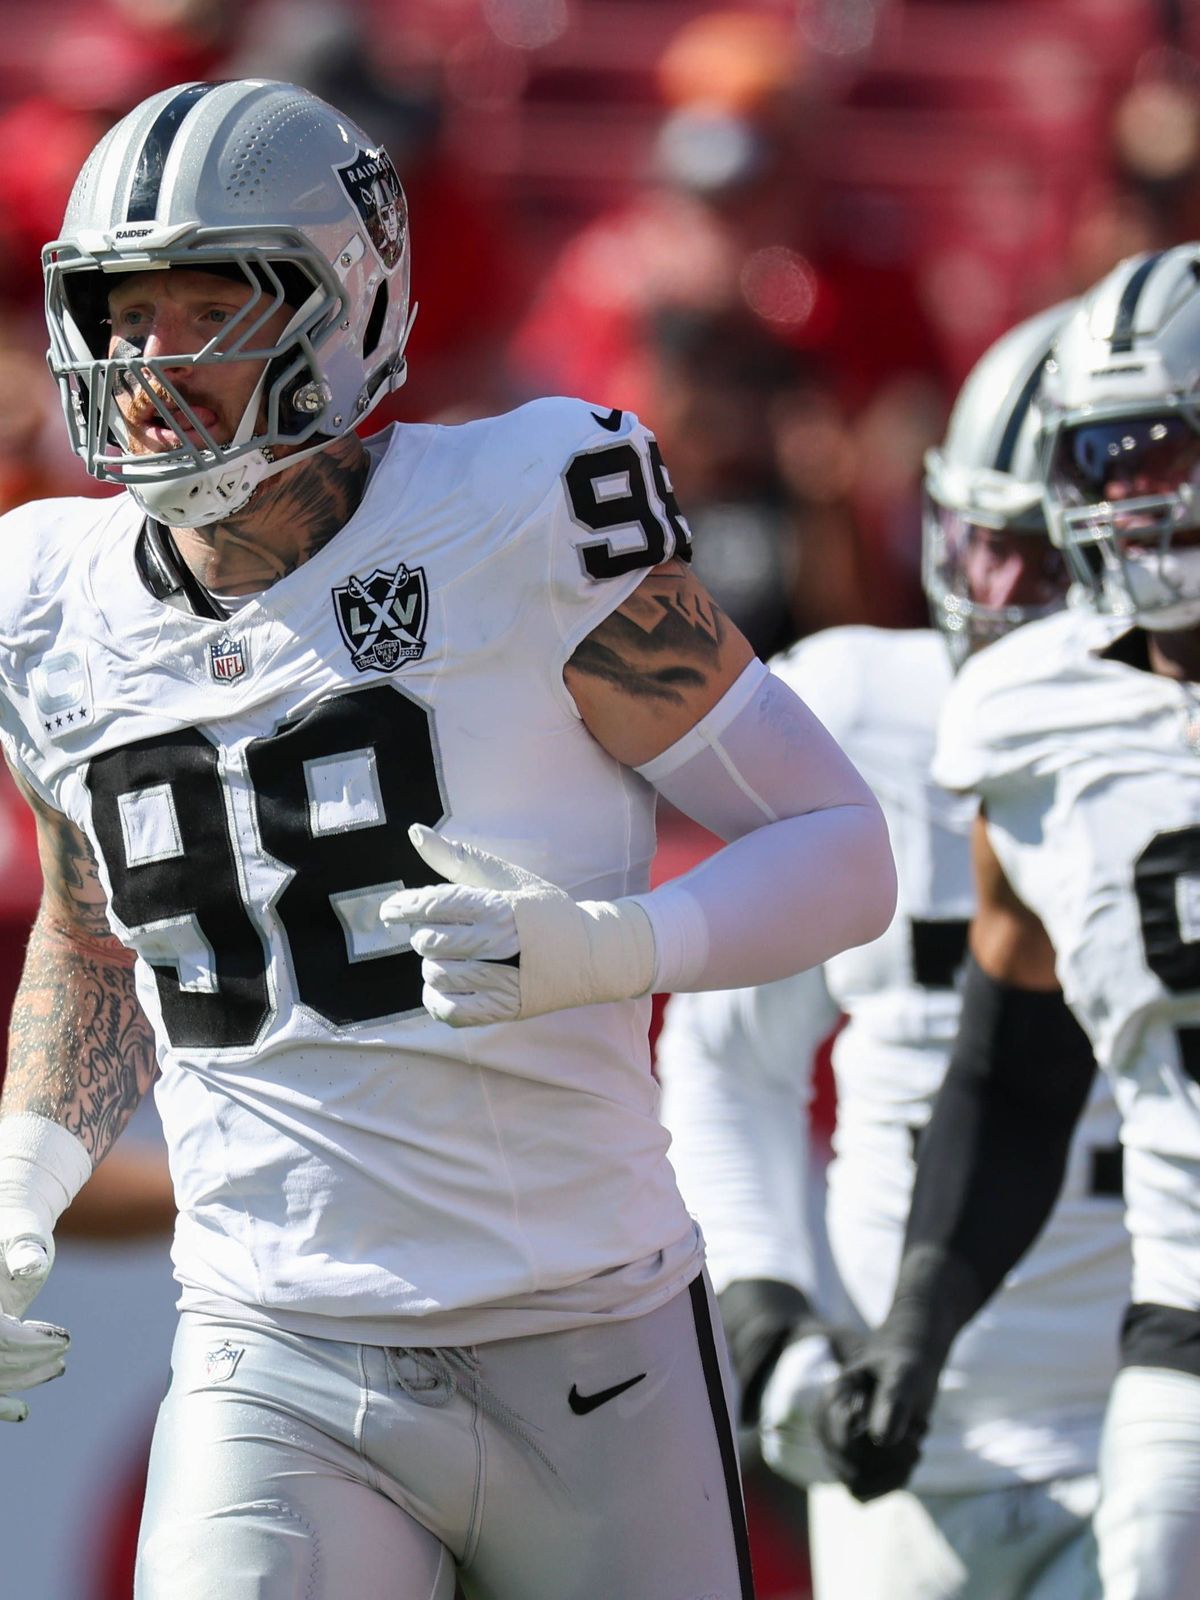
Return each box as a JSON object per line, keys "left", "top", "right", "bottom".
{"left": 126, "top": 432, "right": 349, "bottom": 528}
{"left": 122, "top": 330, "right": 315, "bottom": 528}
{"left": 126, "top": 448, "right": 271, "bottom": 527}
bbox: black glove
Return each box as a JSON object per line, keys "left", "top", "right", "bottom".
{"left": 718, "top": 1277, "right": 849, "bottom": 1428}
{"left": 814, "top": 1320, "right": 941, "bottom": 1502}
{"left": 756, "top": 1316, "right": 867, "bottom": 1488}
{"left": 814, "top": 1244, "right": 977, "bottom": 1503}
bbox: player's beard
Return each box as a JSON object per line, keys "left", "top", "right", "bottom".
{"left": 119, "top": 375, "right": 227, "bottom": 455}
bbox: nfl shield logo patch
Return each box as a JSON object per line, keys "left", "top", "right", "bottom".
{"left": 204, "top": 1341, "right": 244, "bottom": 1384}
{"left": 209, "top": 633, "right": 247, "bottom": 684}
{"left": 333, "top": 564, "right": 428, "bottom": 673}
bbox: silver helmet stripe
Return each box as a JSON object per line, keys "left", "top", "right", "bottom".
{"left": 126, "top": 82, "right": 220, "bottom": 223}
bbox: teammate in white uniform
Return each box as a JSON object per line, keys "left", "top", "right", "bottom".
{"left": 0, "top": 81, "right": 896, "bottom": 1600}
{"left": 659, "top": 303, "right": 1131, "bottom": 1599}
{"left": 815, "top": 247, "right": 1200, "bottom": 1600}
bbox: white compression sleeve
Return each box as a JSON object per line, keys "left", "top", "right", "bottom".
{"left": 0, "top": 1114, "right": 92, "bottom": 1291}
{"left": 628, "top": 660, "right": 896, "bottom": 992}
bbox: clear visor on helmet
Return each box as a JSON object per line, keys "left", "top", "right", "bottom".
{"left": 923, "top": 494, "right": 1068, "bottom": 663}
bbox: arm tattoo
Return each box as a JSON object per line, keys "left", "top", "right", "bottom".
{"left": 4, "top": 919, "right": 156, "bottom": 1163}
{"left": 1, "top": 771, "right": 156, "bottom": 1163}
{"left": 566, "top": 566, "right": 729, "bottom": 705}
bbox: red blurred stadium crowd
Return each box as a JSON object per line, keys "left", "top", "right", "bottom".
{"left": 0, "top": 0, "right": 1195, "bottom": 668}
{"left": 1, "top": 2, "right": 1199, "bottom": 1596}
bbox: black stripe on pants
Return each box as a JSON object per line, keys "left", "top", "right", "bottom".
{"left": 688, "top": 1274, "right": 757, "bottom": 1599}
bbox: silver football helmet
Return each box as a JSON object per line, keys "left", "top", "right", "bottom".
{"left": 43, "top": 79, "right": 415, "bottom": 527}
{"left": 923, "top": 301, "right": 1074, "bottom": 665}
{"left": 1039, "top": 245, "right": 1200, "bottom": 630}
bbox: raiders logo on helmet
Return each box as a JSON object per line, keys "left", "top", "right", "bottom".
{"left": 333, "top": 563, "right": 428, "bottom": 673}
{"left": 335, "top": 146, "right": 407, "bottom": 271}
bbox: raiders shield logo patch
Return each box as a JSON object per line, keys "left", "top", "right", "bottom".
{"left": 334, "top": 145, "right": 406, "bottom": 271}
{"left": 334, "top": 564, "right": 428, "bottom": 673}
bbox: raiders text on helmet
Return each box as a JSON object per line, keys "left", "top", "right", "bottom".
{"left": 922, "top": 301, "right": 1074, "bottom": 665}
{"left": 43, "top": 79, "right": 415, "bottom": 526}
{"left": 1039, "top": 245, "right": 1200, "bottom": 630}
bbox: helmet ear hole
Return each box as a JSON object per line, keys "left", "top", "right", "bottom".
{"left": 363, "top": 282, "right": 389, "bottom": 359}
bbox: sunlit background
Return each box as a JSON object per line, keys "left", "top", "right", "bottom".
{"left": 0, "top": 1, "right": 1197, "bottom": 1593}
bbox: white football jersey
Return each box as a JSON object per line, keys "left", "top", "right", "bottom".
{"left": 776, "top": 628, "right": 1125, "bottom": 1488}
{"left": 936, "top": 605, "right": 1200, "bottom": 1314}
{"left": 657, "top": 968, "right": 841, "bottom": 1302}
{"left": 0, "top": 399, "right": 705, "bottom": 1346}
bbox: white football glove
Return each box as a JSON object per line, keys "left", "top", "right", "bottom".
{"left": 758, "top": 1330, "right": 847, "bottom": 1488}
{"left": 0, "top": 1115, "right": 91, "bottom": 1422}
{"left": 0, "top": 1312, "right": 69, "bottom": 1423}
{"left": 381, "top": 825, "right": 657, "bottom": 1027}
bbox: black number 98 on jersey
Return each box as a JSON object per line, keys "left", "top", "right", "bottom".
{"left": 84, "top": 684, "right": 444, "bottom": 1049}
{"left": 564, "top": 437, "right": 693, "bottom": 579}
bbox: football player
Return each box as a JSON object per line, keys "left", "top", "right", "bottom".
{"left": 815, "top": 246, "right": 1200, "bottom": 1598}
{"left": 0, "top": 80, "right": 896, "bottom": 1600}
{"left": 658, "top": 301, "right": 1131, "bottom": 1598}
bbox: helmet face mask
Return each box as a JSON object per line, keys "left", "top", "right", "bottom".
{"left": 922, "top": 495, "right": 1068, "bottom": 667}
{"left": 922, "top": 300, "right": 1075, "bottom": 668}
{"left": 42, "top": 81, "right": 415, "bottom": 527}
{"left": 1038, "top": 247, "right": 1200, "bottom": 631}
{"left": 1041, "top": 395, "right": 1200, "bottom": 630}
{"left": 49, "top": 243, "right": 341, "bottom": 495}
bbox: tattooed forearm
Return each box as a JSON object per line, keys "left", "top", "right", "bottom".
{"left": 566, "top": 564, "right": 728, "bottom": 704}
{"left": 30, "top": 787, "right": 115, "bottom": 946}
{"left": 2, "top": 756, "right": 156, "bottom": 1162}
{"left": 2, "top": 916, "right": 156, "bottom": 1163}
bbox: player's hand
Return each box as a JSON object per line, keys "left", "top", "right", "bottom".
{"left": 0, "top": 1190, "right": 56, "bottom": 1320}
{"left": 0, "top": 1310, "right": 69, "bottom": 1422}
{"left": 814, "top": 1329, "right": 940, "bottom": 1502}
{"left": 758, "top": 1323, "right": 863, "bottom": 1488}
{"left": 0, "top": 1116, "right": 90, "bottom": 1421}
{"left": 380, "top": 826, "right": 656, "bottom": 1026}
{"left": 0, "top": 1225, "right": 66, "bottom": 1424}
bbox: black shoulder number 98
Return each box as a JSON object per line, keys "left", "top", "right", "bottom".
{"left": 84, "top": 684, "right": 445, "bottom": 1049}
{"left": 564, "top": 435, "right": 693, "bottom": 579}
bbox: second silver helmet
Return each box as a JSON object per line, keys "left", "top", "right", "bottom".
{"left": 923, "top": 300, "right": 1074, "bottom": 664}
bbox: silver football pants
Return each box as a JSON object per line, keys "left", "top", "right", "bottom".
{"left": 807, "top": 1474, "right": 1101, "bottom": 1600}
{"left": 134, "top": 1274, "right": 753, "bottom": 1599}
{"left": 1096, "top": 1366, "right": 1200, "bottom": 1599}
